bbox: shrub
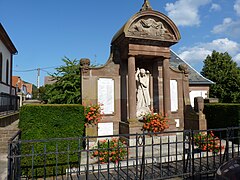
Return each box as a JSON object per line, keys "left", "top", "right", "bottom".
{"left": 19, "top": 104, "right": 85, "bottom": 178}
{"left": 194, "top": 131, "right": 224, "bottom": 153}
{"left": 204, "top": 103, "right": 240, "bottom": 129}
{"left": 91, "top": 138, "right": 128, "bottom": 164}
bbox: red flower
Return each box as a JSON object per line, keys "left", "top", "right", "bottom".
{"left": 142, "top": 112, "right": 169, "bottom": 134}
{"left": 194, "top": 131, "right": 224, "bottom": 153}
{"left": 84, "top": 103, "right": 102, "bottom": 125}
{"left": 91, "top": 138, "right": 127, "bottom": 164}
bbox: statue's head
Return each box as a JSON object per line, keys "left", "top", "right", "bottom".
{"left": 140, "top": 68, "right": 146, "bottom": 75}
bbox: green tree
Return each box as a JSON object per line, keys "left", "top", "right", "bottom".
{"left": 36, "top": 85, "right": 52, "bottom": 102}
{"left": 45, "top": 57, "right": 81, "bottom": 104}
{"left": 201, "top": 50, "right": 240, "bottom": 103}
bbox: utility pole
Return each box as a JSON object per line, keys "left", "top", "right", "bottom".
{"left": 37, "top": 68, "right": 40, "bottom": 99}
{"left": 37, "top": 68, "right": 40, "bottom": 89}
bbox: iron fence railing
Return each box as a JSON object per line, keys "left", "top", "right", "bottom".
{"left": 8, "top": 130, "right": 22, "bottom": 180}
{"left": 0, "top": 93, "right": 19, "bottom": 114}
{"left": 7, "top": 127, "right": 240, "bottom": 180}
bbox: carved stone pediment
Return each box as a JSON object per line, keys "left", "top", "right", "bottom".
{"left": 127, "top": 18, "right": 175, "bottom": 41}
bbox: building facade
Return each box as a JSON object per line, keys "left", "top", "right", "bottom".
{"left": 12, "top": 76, "right": 33, "bottom": 101}
{"left": 0, "top": 23, "right": 18, "bottom": 113}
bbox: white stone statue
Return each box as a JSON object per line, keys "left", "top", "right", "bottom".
{"left": 135, "top": 68, "right": 151, "bottom": 117}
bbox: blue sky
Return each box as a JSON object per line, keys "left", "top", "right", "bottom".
{"left": 1, "top": 0, "right": 240, "bottom": 86}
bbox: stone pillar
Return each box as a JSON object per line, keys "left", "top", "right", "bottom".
{"left": 194, "top": 97, "right": 207, "bottom": 130}
{"left": 128, "top": 56, "right": 137, "bottom": 122}
{"left": 163, "top": 58, "right": 170, "bottom": 115}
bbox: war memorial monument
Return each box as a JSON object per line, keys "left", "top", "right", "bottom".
{"left": 80, "top": 0, "right": 211, "bottom": 137}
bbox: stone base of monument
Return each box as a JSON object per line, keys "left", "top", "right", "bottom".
{"left": 119, "top": 121, "right": 182, "bottom": 147}
{"left": 119, "top": 121, "right": 144, "bottom": 135}
{"left": 85, "top": 124, "right": 98, "bottom": 148}
{"left": 86, "top": 125, "right": 98, "bottom": 137}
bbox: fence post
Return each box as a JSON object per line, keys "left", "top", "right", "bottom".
{"left": 183, "top": 130, "right": 190, "bottom": 174}
{"left": 7, "top": 141, "right": 12, "bottom": 180}
{"left": 136, "top": 133, "right": 139, "bottom": 179}
{"left": 86, "top": 136, "right": 89, "bottom": 180}
{"left": 140, "top": 131, "right": 145, "bottom": 180}
{"left": 16, "top": 141, "right": 21, "bottom": 179}
{"left": 191, "top": 130, "right": 195, "bottom": 179}
{"left": 225, "top": 128, "right": 230, "bottom": 162}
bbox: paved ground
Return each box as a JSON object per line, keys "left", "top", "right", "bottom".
{"left": 0, "top": 120, "right": 19, "bottom": 180}
{"left": 0, "top": 153, "right": 7, "bottom": 180}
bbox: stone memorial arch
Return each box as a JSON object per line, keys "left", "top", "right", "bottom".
{"left": 81, "top": 1, "right": 207, "bottom": 136}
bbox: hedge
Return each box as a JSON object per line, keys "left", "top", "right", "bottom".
{"left": 19, "top": 104, "right": 85, "bottom": 178}
{"left": 204, "top": 103, "right": 240, "bottom": 129}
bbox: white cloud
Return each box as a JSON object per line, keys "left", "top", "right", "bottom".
{"left": 179, "top": 47, "right": 211, "bottom": 63}
{"left": 206, "top": 39, "right": 239, "bottom": 55}
{"left": 234, "top": 54, "right": 240, "bottom": 62}
{"left": 165, "top": 0, "right": 211, "bottom": 26}
{"left": 179, "top": 38, "right": 240, "bottom": 64}
{"left": 212, "top": 18, "right": 240, "bottom": 37}
{"left": 210, "top": 3, "right": 221, "bottom": 12}
{"left": 234, "top": 0, "right": 240, "bottom": 15}
{"left": 212, "top": 18, "right": 232, "bottom": 34}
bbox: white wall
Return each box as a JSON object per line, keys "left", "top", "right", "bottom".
{"left": 0, "top": 39, "right": 11, "bottom": 87}
{"left": 189, "top": 90, "right": 208, "bottom": 107}
{"left": 0, "top": 83, "right": 10, "bottom": 94}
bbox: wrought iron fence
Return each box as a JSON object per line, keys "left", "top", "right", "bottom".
{"left": 0, "top": 93, "right": 19, "bottom": 114}
{"left": 7, "top": 127, "right": 240, "bottom": 180}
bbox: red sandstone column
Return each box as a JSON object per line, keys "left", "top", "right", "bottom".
{"left": 163, "top": 58, "right": 171, "bottom": 115}
{"left": 128, "top": 56, "right": 137, "bottom": 121}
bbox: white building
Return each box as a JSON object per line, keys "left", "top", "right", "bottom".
{"left": 0, "top": 23, "right": 18, "bottom": 112}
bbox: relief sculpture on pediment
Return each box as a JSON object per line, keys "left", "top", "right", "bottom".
{"left": 128, "top": 18, "right": 175, "bottom": 40}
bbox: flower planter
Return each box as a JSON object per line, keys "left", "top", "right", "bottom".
{"left": 142, "top": 112, "right": 169, "bottom": 134}
{"left": 193, "top": 131, "right": 224, "bottom": 153}
{"left": 84, "top": 103, "right": 102, "bottom": 142}
{"left": 91, "top": 138, "right": 128, "bottom": 164}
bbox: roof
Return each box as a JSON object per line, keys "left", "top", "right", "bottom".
{"left": 0, "top": 23, "right": 18, "bottom": 54}
{"left": 170, "top": 50, "right": 214, "bottom": 85}
{"left": 12, "top": 76, "right": 33, "bottom": 94}
{"left": 24, "top": 83, "right": 33, "bottom": 94}
{"left": 12, "top": 76, "right": 21, "bottom": 87}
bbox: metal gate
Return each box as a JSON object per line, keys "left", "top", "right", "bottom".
{"left": 8, "top": 128, "right": 240, "bottom": 179}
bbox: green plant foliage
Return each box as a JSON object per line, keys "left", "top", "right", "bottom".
{"left": 37, "top": 85, "right": 50, "bottom": 102}
{"left": 194, "top": 131, "right": 224, "bottom": 153}
{"left": 201, "top": 50, "right": 240, "bottom": 103}
{"left": 19, "top": 104, "right": 85, "bottom": 178}
{"left": 204, "top": 103, "right": 240, "bottom": 129}
{"left": 45, "top": 57, "right": 81, "bottom": 104}
{"left": 142, "top": 112, "right": 169, "bottom": 134}
{"left": 84, "top": 103, "right": 102, "bottom": 126}
{"left": 91, "top": 138, "right": 128, "bottom": 164}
